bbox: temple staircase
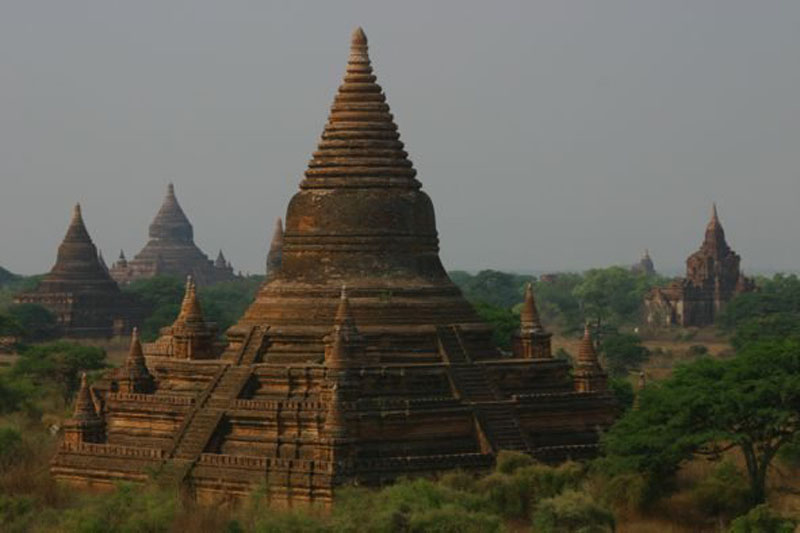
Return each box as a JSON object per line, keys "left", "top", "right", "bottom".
{"left": 227, "top": 325, "right": 269, "bottom": 365}
{"left": 477, "top": 404, "right": 529, "bottom": 452}
{"left": 156, "top": 362, "right": 253, "bottom": 482}
{"left": 437, "top": 326, "right": 530, "bottom": 453}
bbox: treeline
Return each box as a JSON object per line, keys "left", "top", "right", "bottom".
{"left": 123, "top": 275, "right": 263, "bottom": 340}
{"left": 450, "top": 267, "right": 668, "bottom": 336}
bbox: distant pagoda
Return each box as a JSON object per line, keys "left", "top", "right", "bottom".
{"left": 51, "top": 29, "right": 616, "bottom": 504}
{"left": 14, "top": 204, "right": 140, "bottom": 337}
{"left": 645, "top": 204, "right": 755, "bottom": 327}
{"left": 110, "top": 184, "right": 237, "bottom": 286}
{"left": 631, "top": 249, "right": 655, "bottom": 276}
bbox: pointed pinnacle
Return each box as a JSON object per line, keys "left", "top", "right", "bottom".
{"left": 351, "top": 27, "right": 367, "bottom": 46}
{"left": 72, "top": 203, "right": 82, "bottom": 221}
{"left": 167, "top": 182, "right": 175, "bottom": 196}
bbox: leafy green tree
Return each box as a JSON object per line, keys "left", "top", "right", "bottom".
{"left": 450, "top": 270, "right": 530, "bottom": 308}
{"left": 730, "top": 312, "right": 800, "bottom": 350}
{"left": 602, "top": 339, "right": 800, "bottom": 505}
{"left": 472, "top": 302, "right": 519, "bottom": 350}
{"left": 0, "top": 372, "right": 37, "bottom": 414}
{"left": 12, "top": 342, "right": 107, "bottom": 402}
{"left": 573, "top": 267, "right": 650, "bottom": 328}
{"left": 600, "top": 333, "right": 650, "bottom": 377}
{"left": 729, "top": 504, "right": 797, "bottom": 533}
{"left": 719, "top": 273, "right": 800, "bottom": 330}
{"left": 199, "top": 277, "right": 262, "bottom": 333}
{"left": 123, "top": 276, "right": 184, "bottom": 340}
{"left": 531, "top": 273, "right": 583, "bottom": 333}
{"left": 0, "top": 313, "right": 24, "bottom": 338}
{"left": 7, "top": 304, "right": 57, "bottom": 340}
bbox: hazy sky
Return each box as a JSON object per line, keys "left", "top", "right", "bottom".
{"left": 1, "top": 1, "right": 799, "bottom": 276}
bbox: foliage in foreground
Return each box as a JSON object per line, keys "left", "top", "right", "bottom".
{"left": 600, "top": 338, "right": 800, "bottom": 505}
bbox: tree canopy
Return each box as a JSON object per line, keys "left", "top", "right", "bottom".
{"left": 601, "top": 338, "right": 800, "bottom": 505}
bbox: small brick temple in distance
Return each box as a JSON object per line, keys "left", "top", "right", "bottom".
{"left": 51, "top": 28, "right": 617, "bottom": 505}
{"left": 14, "top": 204, "right": 141, "bottom": 338}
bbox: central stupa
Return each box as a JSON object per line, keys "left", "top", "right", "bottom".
{"left": 230, "top": 27, "right": 494, "bottom": 364}
{"left": 51, "top": 29, "right": 616, "bottom": 505}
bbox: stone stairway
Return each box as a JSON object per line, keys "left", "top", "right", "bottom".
{"left": 228, "top": 325, "right": 269, "bottom": 365}
{"left": 450, "top": 365, "right": 497, "bottom": 402}
{"left": 437, "top": 326, "right": 469, "bottom": 363}
{"left": 207, "top": 366, "right": 252, "bottom": 408}
{"left": 173, "top": 409, "right": 224, "bottom": 460}
{"left": 155, "top": 458, "right": 194, "bottom": 488}
{"left": 477, "top": 404, "right": 529, "bottom": 452}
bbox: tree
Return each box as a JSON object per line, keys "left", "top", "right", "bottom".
{"left": 7, "top": 304, "right": 58, "bottom": 340}
{"left": 602, "top": 339, "right": 800, "bottom": 505}
{"left": 473, "top": 302, "right": 519, "bottom": 350}
{"left": 123, "top": 276, "right": 184, "bottom": 340}
{"left": 450, "top": 270, "right": 530, "bottom": 309}
{"left": 12, "top": 342, "right": 107, "bottom": 402}
{"left": 600, "top": 333, "right": 650, "bottom": 377}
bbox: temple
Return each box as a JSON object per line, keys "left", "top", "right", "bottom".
{"left": 51, "top": 28, "right": 617, "bottom": 504}
{"left": 631, "top": 249, "right": 655, "bottom": 276}
{"left": 14, "top": 204, "right": 140, "bottom": 338}
{"left": 110, "top": 184, "right": 237, "bottom": 286}
{"left": 645, "top": 204, "right": 755, "bottom": 327}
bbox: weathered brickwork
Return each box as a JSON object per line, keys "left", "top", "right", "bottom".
{"left": 51, "top": 28, "right": 617, "bottom": 505}
{"left": 14, "top": 205, "right": 140, "bottom": 338}
{"left": 110, "top": 184, "right": 237, "bottom": 286}
{"left": 645, "top": 204, "right": 755, "bottom": 327}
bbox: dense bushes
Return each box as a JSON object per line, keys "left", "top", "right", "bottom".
{"left": 124, "top": 275, "right": 263, "bottom": 340}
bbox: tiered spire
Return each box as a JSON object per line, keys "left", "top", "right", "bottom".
{"left": 120, "top": 328, "right": 154, "bottom": 393}
{"left": 703, "top": 202, "right": 729, "bottom": 253}
{"left": 48, "top": 203, "right": 116, "bottom": 284}
{"left": 215, "top": 250, "right": 227, "bottom": 269}
{"left": 520, "top": 283, "right": 543, "bottom": 331}
{"left": 149, "top": 183, "right": 194, "bottom": 243}
{"left": 578, "top": 324, "right": 599, "bottom": 364}
{"left": 574, "top": 324, "right": 607, "bottom": 393}
{"left": 302, "top": 27, "right": 419, "bottom": 190}
{"left": 116, "top": 250, "right": 128, "bottom": 268}
{"left": 266, "top": 217, "right": 283, "bottom": 279}
{"left": 73, "top": 373, "right": 99, "bottom": 421}
{"left": 325, "top": 286, "right": 364, "bottom": 368}
{"left": 174, "top": 276, "right": 204, "bottom": 326}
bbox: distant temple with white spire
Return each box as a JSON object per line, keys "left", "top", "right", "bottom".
{"left": 110, "top": 184, "right": 237, "bottom": 286}
{"left": 645, "top": 204, "right": 755, "bottom": 327}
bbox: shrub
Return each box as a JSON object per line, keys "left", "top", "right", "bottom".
{"left": 0, "top": 495, "right": 35, "bottom": 532}
{"left": 729, "top": 504, "right": 796, "bottom": 533}
{"left": 409, "top": 506, "right": 503, "bottom": 533}
{"left": 0, "top": 427, "right": 23, "bottom": 468}
{"left": 495, "top": 450, "right": 534, "bottom": 474}
{"left": 687, "top": 344, "right": 708, "bottom": 356}
{"left": 532, "top": 489, "right": 615, "bottom": 533}
{"left": 59, "top": 483, "right": 176, "bottom": 533}
{"left": 689, "top": 461, "right": 750, "bottom": 523}
{"left": 7, "top": 304, "right": 58, "bottom": 341}
{"left": 12, "top": 341, "right": 106, "bottom": 402}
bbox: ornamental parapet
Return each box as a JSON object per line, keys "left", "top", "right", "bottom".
{"left": 107, "top": 392, "right": 196, "bottom": 405}
{"left": 356, "top": 453, "right": 492, "bottom": 472}
{"left": 59, "top": 441, "right": 164, "bottom": 459}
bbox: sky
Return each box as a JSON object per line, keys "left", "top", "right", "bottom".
{"left": 1, "top": 1, "right": 799, "bottom": 276}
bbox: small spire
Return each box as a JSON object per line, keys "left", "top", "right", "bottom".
{"left": 215, "top": 249, "right": 227, "bottom": 269}
{"left": 520, "top": 282, "right": 543, "bottom": 330}
{"left": 72, "top": 203, "right": 82, "bottom": 221}
{"left": 335, "top": 285, "right": 355, "bottom": 328}
{"left": 175, "top": 275, "right": 204, "bottom": 324}
{"left": 324, "top": 382, "right": 348, "bottom": 437}
{"left": 73, "top": 372, "right": 98, "bottom": 420}
{"left": 711, "top": 202, "right": 718, "bottom": 223}
{"left": 63, "top": 202, "right": 92, "bottom": 243}
{"left": 578, "top": 323, "right": 598, "bottom": 363}
{"left": 351, "top": 27, "right": 367, "bottom": 46}
{"left": 119, "top": 249, "right": 126, "bottom": 261}
{"left": 167, "top": 182, "right": 175, "bottom": 197}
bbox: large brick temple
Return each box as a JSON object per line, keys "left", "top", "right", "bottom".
{"left": 109, "top": 183, "right": 237, "bottom": 286}
{"left": 51, "top": 28, "right": 617, "bottom": 504}
{"left": 14, "top": 204, "right": 141, "bottom": 338}
{"left": 645, "top": 204, "right": 755, "bottom": 327}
